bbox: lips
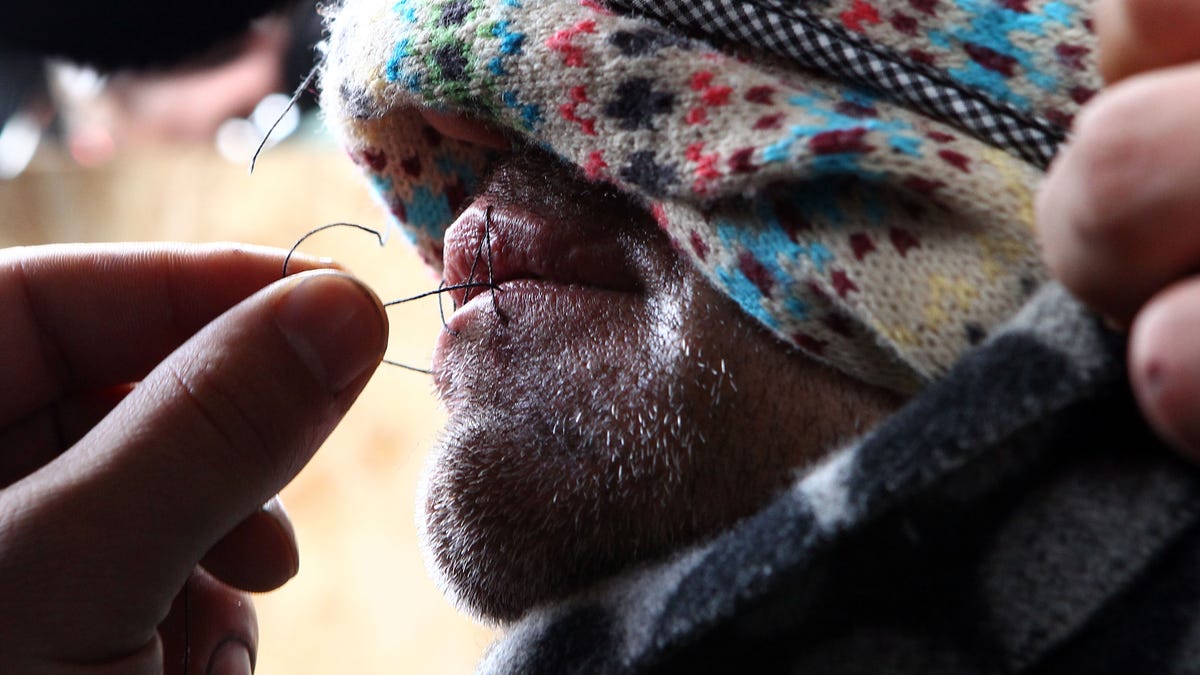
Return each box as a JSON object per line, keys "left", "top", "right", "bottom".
{"left": 432, "top": 150, "right": 663, "bottom": 384}
{"left": 443, "top": 202, "right": 641, "bottom": 294}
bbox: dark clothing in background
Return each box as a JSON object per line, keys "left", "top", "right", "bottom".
{"left": 0, "top": 1, "right": 293, "bottom": 70}
{"left": 0, "top": 50, "right": 46, "bottom": 124}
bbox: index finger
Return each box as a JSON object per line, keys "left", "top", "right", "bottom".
{"left": 0, "top": 243, "right": 333, "bottom": 426}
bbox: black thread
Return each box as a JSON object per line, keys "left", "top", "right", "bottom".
{"left": 460, "top": 217, "right": 487, "bottom": 306}
{"left": 283, "top": 221, "right": 383, "bottom": 278}
{"left": 459, "top": 204, "right": 503, "bottom": 322}
{"left": 484, "top": 204, "right": 502, "bottom": 319}
{"left": 249, "top": 64, "right": 319, "bottom": 175}
{"left": 383, "top": 281, "right": 500, "bottom": 307}
{"left": 284, "top": 221, "right": 498, "bottom": 375}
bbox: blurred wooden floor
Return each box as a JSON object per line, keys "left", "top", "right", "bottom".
{"left": 0, "top": 141, "right": 494, "bottom": 674}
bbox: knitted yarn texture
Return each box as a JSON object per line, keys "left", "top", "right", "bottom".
{"left": 320, "top": 0, "right": 1099, "bottom": 393}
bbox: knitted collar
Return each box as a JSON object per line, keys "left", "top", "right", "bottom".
{"left": 319, "top": 0, "right": 1098, "bottom": 393}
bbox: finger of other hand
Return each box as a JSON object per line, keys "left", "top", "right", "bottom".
{"left": 0, "top": 243, "right": 333, "bottom": 427}
{"left": 1130, "top": 277, "right": 1200, "bottom": 460}
{"left": 201, "top": 495, "right": 299, "bottom": 593}
{"left": 1097, "top": 0, "right": 1200, "bottom": 83}
{"left": 0, "top": 271, "right": 385, "bottom": 661}
{"left": 159, "top": 569, "right": 258, "bottom": 675}
{"left": 1037, "top": 62, "right": 1200, "bottom": 325}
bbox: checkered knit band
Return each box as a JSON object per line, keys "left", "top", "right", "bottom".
{"left": 319, "top": 0, "right": 1099, "bottom": 393}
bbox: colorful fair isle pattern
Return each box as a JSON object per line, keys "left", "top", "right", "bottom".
{"left": 791, "top": 0, "right": 1099, "bottom": 126}
{"left": 320, "top": 0, "right": 1097, "bottom": 393}
{"left": 605, "top": 0, "right": 1096, "bottom": 166}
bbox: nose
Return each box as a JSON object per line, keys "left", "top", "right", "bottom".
{"left": 419, "top": 108, "right": 511, "bottom": 150}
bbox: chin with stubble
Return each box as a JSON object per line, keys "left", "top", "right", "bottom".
{"left": 419, "top": 152, "right": 901, "bottom": 622}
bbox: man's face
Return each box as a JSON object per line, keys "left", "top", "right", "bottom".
{"left": 423, "top": 142, "right": 900, "bottom": 622}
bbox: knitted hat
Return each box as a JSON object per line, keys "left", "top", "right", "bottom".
{"left": 319, "top": 0, "right": 1098, "bottom": 394}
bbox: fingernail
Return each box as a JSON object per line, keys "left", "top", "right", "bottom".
{"left": 1129, "top": 293, "right": 1200, "bottom": 456}
{"left": 276, "top": 272, "right": 387, "bottom": 392}
{"left": 208, "top": 640, "right": 253, "bottom": 675}
{"left": 262, "top": 495, "right": 299, "bottom": 579}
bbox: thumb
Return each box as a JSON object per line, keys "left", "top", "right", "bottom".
{"left": 0, "top": 271, "right": 386, "bottom": 662}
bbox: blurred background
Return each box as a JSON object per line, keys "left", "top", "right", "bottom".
{"left": 0, "top": 5, "right": 494, "bottom": 673}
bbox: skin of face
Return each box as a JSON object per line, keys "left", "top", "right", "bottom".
{"left": 423, "top": 147, "right": 903, "bottom": 622}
